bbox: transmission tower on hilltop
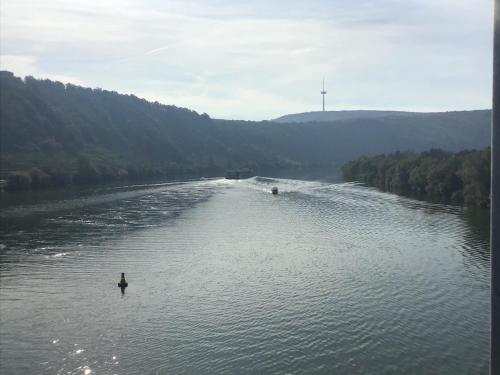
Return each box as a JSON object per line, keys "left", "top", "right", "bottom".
{"left": 321, "top": 78, "right": 327, "bottom": 112}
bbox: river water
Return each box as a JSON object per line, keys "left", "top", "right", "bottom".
{"left": 0, "top": 176, "right": 490, "bottom": 374}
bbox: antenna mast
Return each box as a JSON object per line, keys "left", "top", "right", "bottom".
{"left": 321, "top": 78, "right": 327, "bottom": 112}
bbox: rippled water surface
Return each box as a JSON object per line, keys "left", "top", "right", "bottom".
{"left": 0, "top": 176, "right": 490, "bottom": 374}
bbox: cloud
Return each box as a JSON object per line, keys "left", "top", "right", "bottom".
{"left": 0, "top": 54, "right": 84, "bottom": 85}
{"left": 0, "top": 55, "right": 37, "bottom": 77}
{"left": 0, "top": 0, "right": 494, "bottom": 119}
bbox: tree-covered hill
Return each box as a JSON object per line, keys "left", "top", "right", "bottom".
{"left": 1, "top": 71, "right": 224, "bottom": 170}
{"left": 0, "top": 71, "right": 492, "bottom": 190}
{"left": 216, "top": 110, "right": 490, "bottom": 167}
{"left": 342, "top": 148, "right": 491, "bottom": 207}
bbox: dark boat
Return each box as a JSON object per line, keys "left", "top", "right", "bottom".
{"left": 272, "top": 187, "right": 278, "bottom": 195}
{"left": 225, "top": 168, "right": 253, "bottom": 180}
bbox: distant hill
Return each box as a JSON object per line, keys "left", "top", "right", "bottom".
{"left": 272, "top": 109, "right": 488, "bottom": 123}
{"left": 216, "top": 110, "right": 491, "bottom": 167}
{"left": 0, "top": 71, "right": 492, "bottom": 189}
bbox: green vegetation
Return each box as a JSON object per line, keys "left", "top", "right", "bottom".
{"left": 0, "top": 71, "right": 492, "bottom": 191}
{"left": 342, "top": 148, "right": 491, "bottom": 207}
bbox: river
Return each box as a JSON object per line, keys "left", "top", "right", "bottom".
{"left": 0, "top": 176, "right": 490, "bottom": 374}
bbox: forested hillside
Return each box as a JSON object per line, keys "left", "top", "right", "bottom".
{"left": 0, "top": 71, "right": 492, "bottom": 190}
{"left": 342, "top": 148, "right": 491, "bottom": 207}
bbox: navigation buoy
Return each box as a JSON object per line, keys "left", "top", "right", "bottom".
{"left": 272, "top": 187, "right": 278, "bottom": 195}
{"left": 118, "top": 273, "right": 128, "bottom": 288}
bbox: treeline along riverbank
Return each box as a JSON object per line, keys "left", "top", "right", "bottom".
{"left": 342, "top": 148, "right": 491, "bottom": 207}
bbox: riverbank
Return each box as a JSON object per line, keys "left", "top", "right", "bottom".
{"left": 0, "top": 163, "right": 224, "bottom": 192}
{"left": 0, "top": 163, "right": 341, "bottom": 193}
{"left": 341, "top": 148, "right": 491, "bottom": 207}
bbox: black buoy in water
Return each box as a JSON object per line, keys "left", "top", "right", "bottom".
{"left": 118, "top": 272, "right": 128, "bottom": 288}
{"left": 272, "top": 186, "right": 278, "bottom": 195}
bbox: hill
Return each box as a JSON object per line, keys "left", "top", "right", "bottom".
{"left": 0, "top": 71, "right": 492, "bottom": 190}
{"left": 273, "top": 109, "right": 492, "bottom": 124}
{"left": 273, "top": 110, "right": 420, "bottom": 123}
{"left": 216, "top": 110, "right": 490, "bottom": 166}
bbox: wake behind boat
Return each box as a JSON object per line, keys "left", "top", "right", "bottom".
{"left": 225, "top": 168, "right": 253, "bottom": 180}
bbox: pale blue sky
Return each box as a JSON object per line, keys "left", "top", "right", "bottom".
{"left": 0, "top": 0, "right": 494, "bottom": 120}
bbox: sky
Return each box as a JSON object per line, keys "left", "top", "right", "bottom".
{"left": 0, "top": 0, "right": 494, "bottom": 120}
